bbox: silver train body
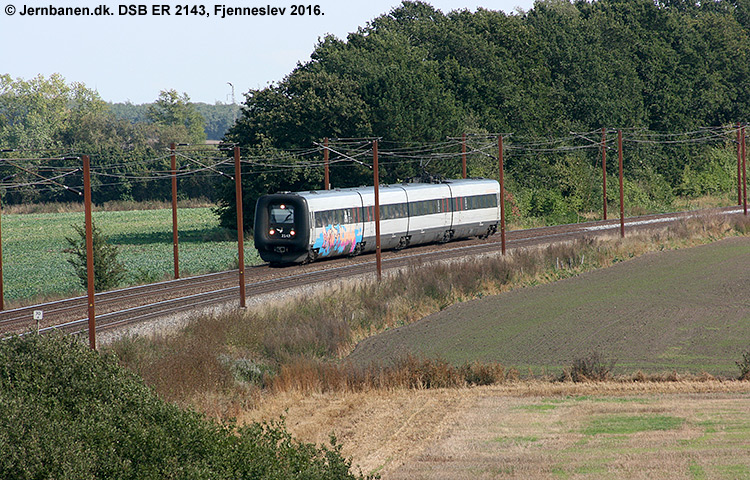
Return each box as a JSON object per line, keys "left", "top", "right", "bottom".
{"left": 253, "top": 178, "right": 500, "bottom": 264}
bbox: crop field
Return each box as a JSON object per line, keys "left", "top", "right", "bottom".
{"left": 2, "top": 207, "right": 260, "bottom": 304}
{"left": 348, "top": 236, "right": 750, "bottom": 377}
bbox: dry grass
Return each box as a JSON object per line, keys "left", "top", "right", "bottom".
{"left": 242, "top": 380, "right": 750, "bottom": 479}
{"left": 672, "top": 194, "right": 738, "bottom": 212}
{"left": 266, "top": 356, "right": 518, "bottom": 395}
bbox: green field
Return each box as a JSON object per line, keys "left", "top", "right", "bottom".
{"left": 2, "top": 208, "right": 261, "bottom": 304}
{"left": 348, "top": 237, "right": 750, "bottom": 377}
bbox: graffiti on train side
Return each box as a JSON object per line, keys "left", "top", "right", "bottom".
{"left": 313, "top": 224, "right": 363, "bottom": 257}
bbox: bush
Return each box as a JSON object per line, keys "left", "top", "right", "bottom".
{"left": 555, "top": 154, "right": 600, "bottom": 213}
{"left": 560, "top": 350, "right": 616, "bottom": 382}
{"left": 737, "top": 350, "right": 750, "bottom": 380}
{"left": 0, "top": 334, "right": 372, "bottom": 480}
{"left": 677, "top": 148, "right": 736, "bottom": 197}
{"left": 461, "top": 361, "right": 508, "bottom": 386}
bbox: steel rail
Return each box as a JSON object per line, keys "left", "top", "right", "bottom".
{"left": 0, "top": 266, "right": 270, "bottom": 334}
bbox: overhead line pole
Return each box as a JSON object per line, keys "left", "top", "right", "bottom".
{"left": 323, "top": 137, "right": 330, "bottom": 190}
{"left": 618, "top": 130, "right": 625, "bottom": 238}
{"left": 737, "top": 122, "right": 742, "bottom": 205}
{"left": 170, "top": 143, "right": 179, "bottom": 279}
{"left": 373, "top": 139, "right": 382, "bottom": 281}
{"left": 602, "top": 127, "right": 608, "bottom": 220}
{"left": 462, "top": 133, "right": 467, "bottom": 179}
{"left": 83, "top": 155, "right": 96, "bottom": 350}
{"left": 0, "top": 196, "right": 4, "bottom": 311}
{"left": 234, "top": 146, "right": 246, "bottom": 307}
{"left": 498, "top": 135, "right": 506, "bottom": 255}
{"left": 742, "top": 125, "right": 747, "bottom": 216}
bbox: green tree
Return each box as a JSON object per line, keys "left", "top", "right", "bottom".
{"left": 64, "top": 223, "right": 126, "bottom": 292}
{"left": 147, "top": 89, "right": 206, "bottom": 144}
{"left": 0, "top": 73, "right": 76, "bottom": 148}
{"left": 194, "top": 102, "right": 240, "bottom": 140}
{"left": 223, "top": 0, "right": 750, "bottom": 204}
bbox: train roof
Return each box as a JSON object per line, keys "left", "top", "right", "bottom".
{"left": 270, "top": 178, "right": 498, "bottom": 200}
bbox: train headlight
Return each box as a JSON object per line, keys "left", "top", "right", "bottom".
{"left": 269, "top": 228, "right": 276, "bottom": 236}
{"left": 290, "top": 230, "right": 296, "bottom": 236}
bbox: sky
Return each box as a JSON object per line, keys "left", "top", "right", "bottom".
{"left": 1, "top": 0, "right": 536, "bottom": 104}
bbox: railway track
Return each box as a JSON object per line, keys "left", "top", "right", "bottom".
{"left": 1, "top": 206, "right": 745, "bottom": 340}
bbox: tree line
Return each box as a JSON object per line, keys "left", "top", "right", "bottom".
{"left": 228, "top": 0, "right": 750, "bottom": 146}
{"left": 109, "top": 100, "right": 239, "bottom": 141}
{"left": 216, "top": 0, "right": 750, "bottom": 230}
{"left": 0, "top": 74, "right": 237, "bottom": 205}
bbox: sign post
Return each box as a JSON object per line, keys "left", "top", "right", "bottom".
{"left": 33, "top": 310, "right": 43, "bottom": 334}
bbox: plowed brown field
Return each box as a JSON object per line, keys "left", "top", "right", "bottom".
{"left": 348, "top": 236, "right": 750, "bottom": 376}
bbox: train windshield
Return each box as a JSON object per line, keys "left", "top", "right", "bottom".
{"left": 270, "top": 204, "right": 295, "bottom": 224}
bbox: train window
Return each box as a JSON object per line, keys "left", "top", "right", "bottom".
{"left": 411, "top": 201, "right": 423, "bottom": 216}
{"left": 380, "top": 203, "right": 407, "bottom": 220}
{"left": 381, "top": 205, "right": 391, "bottom": 220}
{"left": 452, "top": 197, "right": 462, "bottom": 211}
{"left": 315, "top": 207, "right": 365, "bottom": 227}
{"left": 464, "top": 194, "right": 498, "bottom": 210}
{"left": 270, "top": 205, "right": 295, "bottom": 224}
{"left": 409, "top": 199, "right": 450, "bottom": 217}
{"left": 315, "top": 211, "right": 332, "bottom": 227}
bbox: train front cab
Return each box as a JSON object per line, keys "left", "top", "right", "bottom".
{"left": 254, "top": 194, "right": 311, "bottom": 264}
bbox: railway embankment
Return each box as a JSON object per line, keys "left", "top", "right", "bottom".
{"left": 109, "top": 214, "right": 749, "bottom": 411}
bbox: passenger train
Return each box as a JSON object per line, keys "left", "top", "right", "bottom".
{"left": 253, "top": 178, "right": 501, "bottom": 265}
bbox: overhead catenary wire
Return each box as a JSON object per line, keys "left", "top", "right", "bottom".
{"left": 0, "top": 124, "right": 744, "bottom": 194}
{"left": 175, "top": 152, "right": 235, "bottom": 180}
{"left": 0, "top": 167, "right": 81, "bottom": 193}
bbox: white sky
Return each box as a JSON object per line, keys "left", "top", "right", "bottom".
{"left": 1, "top": 1, "right": 536, "bottom": 104}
